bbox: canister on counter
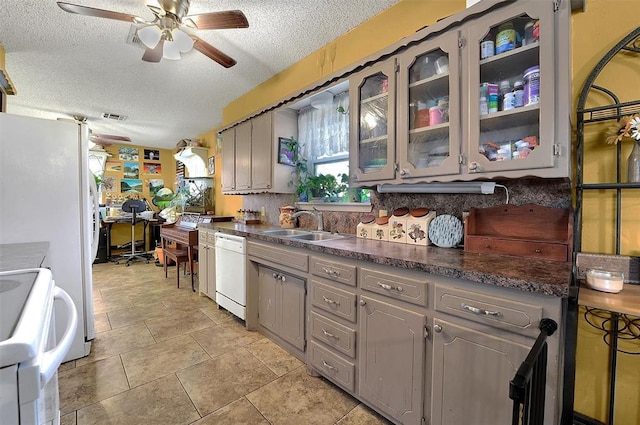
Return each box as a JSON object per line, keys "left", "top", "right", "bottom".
{"left": 406, "top": 208, "right": 437, "bottom": 246}
{"left": 372, "top": 216, "right": 389, "bottom": 241}
{"left": 357, "top": 215, "right": 375, "bottom": 239}
{"left": 388, "top": 207, "right": 409, "bottom": 244}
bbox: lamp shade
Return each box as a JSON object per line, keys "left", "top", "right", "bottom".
{"left": 172, "top": 28, "right": 194, "bottom": 53}
{"left": 163, "top": 40, "right": 181, "bottom": 60}
{"left": 138, "top": 25, "right": 162, "bottom": 49}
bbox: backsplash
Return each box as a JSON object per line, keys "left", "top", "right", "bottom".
{"left": 241, "top": 178, "right": 572, "bottom": 235}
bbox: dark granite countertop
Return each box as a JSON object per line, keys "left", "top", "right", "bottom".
{"left": 201, "top": 223, "right": 572, "bottom": 298}
{"left": 0, "top": 242, "right": 49, "bottom": 272}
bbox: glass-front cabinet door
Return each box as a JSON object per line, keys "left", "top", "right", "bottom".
{"left": 465, "top": 1, "right": 555, "bottom": 175}
{"left": 350, "top": 60, "right": 396, "bottom": 183}
{"left": 396, "top": 32, "right": 461, "bottom": 179}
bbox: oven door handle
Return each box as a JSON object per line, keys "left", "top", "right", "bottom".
{"left": 40, "top": 286, "right": 78, "bottom": 387}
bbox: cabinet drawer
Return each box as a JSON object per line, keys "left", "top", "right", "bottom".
{"left": 310, "top": 256, "right": 357, "bottom": 287}
{"left": 248, "top": 241, "right": 308, "bottom": 272}
{"left": 309, "top": 341, "right": 356, "bottom": 393}
{"left": 310, "top": 311, "right": 356, "bottom": 358}
{"left": 199, "top": 230, "right": 209, "bottom": 243}
{"left": 465, "top": 236, "right": 570, "bottom": 262}
{"left": 360, "top": 266, "right": 428, "bottom": 307}
{"left": 434, "top": 285, "right": 542, "bottom": 337}
{"left": 310, "top": 280, "right": 357, "bottom": 323}
{"left": 206, "top": 231, "right": 216, "bottom": 245}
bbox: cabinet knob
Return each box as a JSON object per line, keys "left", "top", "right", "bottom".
{"left": 272, "top": 273, "right": 278, "bottom": 279}
{"left": 399, "top": 169, "right": 408, "bottom": 177}
{"left": 359, "top": 299, "right": 366, "bottom": 306}
{"left": 433, "top": 324, "right": 443, "bottom": 333}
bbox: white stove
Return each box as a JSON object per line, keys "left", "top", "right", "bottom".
{"left": 0, "top": 268, "right": 77, "bottom": 425}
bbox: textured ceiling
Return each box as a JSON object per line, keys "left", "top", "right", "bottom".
{"left": 0, "top": 0, "right": 399, "bottom": 149}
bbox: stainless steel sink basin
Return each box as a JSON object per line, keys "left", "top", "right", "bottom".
{"left": 261, "top": 229, "right": 312, "bottom": 237}
{"left": 288, "top": 232, "right": 347, "bottom": 242}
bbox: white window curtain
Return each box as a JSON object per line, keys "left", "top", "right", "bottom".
{"left": 298, "top": 91, "right": 349, "bottom": 160}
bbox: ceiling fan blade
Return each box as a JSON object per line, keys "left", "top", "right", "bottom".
{"left": 192, "top": 36, "right": 236, "bottom": 68}
{"left": 142, "top": 39, "right": 164, "bottom": 63}
{"left": 91, "top": 133, "right": 132, "bottom": 142}
{"left": 57, "top": 2, "right": 141, "bottom": 23}
{"left": 183, "top": 10, "right": 249, "bottom": 30}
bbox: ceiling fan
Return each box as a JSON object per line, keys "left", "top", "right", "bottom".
{"left": 58, "top": 115, "right": 132, "bottom": 146}
{"left": 56, "top": 0, "right": 249, "bottom": 67}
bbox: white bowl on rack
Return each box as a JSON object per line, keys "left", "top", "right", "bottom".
{"left": 585, "top": 269, "right": 624, "bottom": 293}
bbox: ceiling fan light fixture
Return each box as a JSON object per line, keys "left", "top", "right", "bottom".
{"left": 163, "top": 40, "right": 182, "bottom": 60}
{"left": 138, "top": 25, "right": 162, "bottom": 49}
{"left": 172, "top": 28, "right": 194, "bottom": 53}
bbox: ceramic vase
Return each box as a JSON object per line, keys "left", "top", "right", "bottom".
{"left": 628, "top": 140, "right": 640, "bottom": 183}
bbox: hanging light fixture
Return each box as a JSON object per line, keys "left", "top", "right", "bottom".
{"left": 138, "top": 25, "right": 162, "bottom": 49}
{"left": 138, "top": 24, "right": 194, "bottom": 61}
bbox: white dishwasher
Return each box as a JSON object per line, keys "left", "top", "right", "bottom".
{"left": 214, "top": 233, "right": 247, "bottom": 320}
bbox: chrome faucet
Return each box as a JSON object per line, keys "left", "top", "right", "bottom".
{"left": 291, "top": 208, "right": 324, "bottom": 231}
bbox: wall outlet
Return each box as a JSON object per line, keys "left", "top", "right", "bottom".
{"left": 379, "top": 209, "right": 388, "bottom": 217}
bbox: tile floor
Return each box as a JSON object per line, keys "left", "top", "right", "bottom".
{"left": 59, "top": 261, "right": 391, "bottom": 425}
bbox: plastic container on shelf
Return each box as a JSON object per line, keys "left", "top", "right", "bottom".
{"left": 523, "top": 65, "right": 540, "bottom": 106}
{"left": 480, "top": 31, "right": 495, "bottom": 59}
{"left": 513, "top": 80, "right": 525, "bottom": 107}
{"left": 495, "top": 22, "right": 517, "bottom": 54}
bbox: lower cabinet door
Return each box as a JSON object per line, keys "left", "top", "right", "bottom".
{"left": 431, "top": 318, "right": 531, "bottom": 425}
{"left": 359, "top": 295, "right": 426, "bottom": 425}
{"left": 206, "top": 244, "right": 216, "bottom": 298}
{"left": 279, "top": 274, "right": 306, "bottom": 351}
{"left": 258, "top": 266, "right": 278, "bottom": 333}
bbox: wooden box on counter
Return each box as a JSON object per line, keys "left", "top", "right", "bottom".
{"left": 464, "top": 204, "right": 573, "bottom": 262}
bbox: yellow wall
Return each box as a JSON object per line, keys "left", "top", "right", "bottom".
{"left": 572, "top": 1, "right": 639, "bottom": 424}
{"left": 221, "top": 0, "right": 466, "bottom": 126}
{"left": 196, "top": 129, "right": 242, "bottom": 216}
{"left": 212, "top": 0, "right": 640, "bottom": 423}
{"left": 101, "top": 143, "right": 175, "bottom": 249}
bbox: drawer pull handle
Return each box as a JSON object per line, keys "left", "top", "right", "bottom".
{"left": 322, "top": 360, "right": 336, "bottom": 371}
{"left": 322, "top": 295, "right": 340, "bottom": 306}
{"left": 377, "top": 282, "right": 404, "bottom": 292}
{"left": 535, "top": 249, "right": 542, "bottom": 253}
{"left": 322, "top": 267, "right": 340, "bottom": 278}
{"left": 322, "top": 328, "right": 337, "bottom": 339}
{"left": 461, "top": 303, "right": 502, "bottom": 317}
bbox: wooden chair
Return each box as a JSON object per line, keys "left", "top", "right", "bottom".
{"left": 163, "top": 247, "right": 193, "bottom": 291}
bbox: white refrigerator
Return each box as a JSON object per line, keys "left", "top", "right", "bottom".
{"left": 0, "top": 113, "right": 99, "bottom": 362}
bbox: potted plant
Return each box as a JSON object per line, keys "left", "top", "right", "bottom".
{"left": 307, "top": 173, "right": 348, "bottom": 201}
{"left": 285, "top": 137, "right": 311, "bottom": 201}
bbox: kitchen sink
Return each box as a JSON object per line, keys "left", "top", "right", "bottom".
{"left": 288, "top": 232, "right": 347, "bottom": 242}
{"left": 261, "top": 229, "right": 312, "bottom": 236}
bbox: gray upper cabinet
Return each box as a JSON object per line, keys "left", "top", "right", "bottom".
{"left": 235, "top": 120, "right": 252, "bottom": 191}
{"left": 348, "top": 0, "right": 569, "bottom": 186}
{"left": 464, "top": 0, "right": 567, "bottom": 178}
{"left": 358, "top": 295, "right": 426, "bottom": 425}
{"left": 220, "top": 127, "right": 235, "bottom": 192}
{"left": 431, "top": 318, "right": 531, "bottom": 425}
{"left": 221, "top": 108, "right": 297, "bottom": 194}
{"left": 349, "top": 60, "right": 397, "bottom": 183}
{"left": 251, "top": 112, "right": 273, "bottom": 190}
{"left": 396, "top": 31, "right": 462, "bottom": 180}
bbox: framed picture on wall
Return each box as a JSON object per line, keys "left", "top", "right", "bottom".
{"left": 208, "top": 156, "right": 215, "bottom": 175}
{"left": 278, "top": 137, "right": 295, "bottom": 166}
